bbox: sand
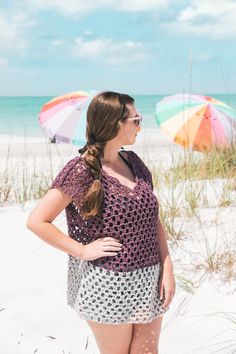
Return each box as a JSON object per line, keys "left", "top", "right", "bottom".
{"left": 1, "top": 130, "right": 236, "bottom": 353}
{"left": 1, "top": 201, "right": 235, "bottom": 354}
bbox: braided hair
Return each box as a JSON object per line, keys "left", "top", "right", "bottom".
{"left": 78, "top": 91, "right": 134, "bottom": 219}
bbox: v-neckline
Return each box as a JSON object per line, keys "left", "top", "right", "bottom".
{"left": 101, "top": 151, "right": 139, "bottom": 192}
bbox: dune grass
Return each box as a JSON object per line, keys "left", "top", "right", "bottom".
{"left": 0, "top": 140, "right": 54, "bottom": 206}
{"left": 169, "top": 145, "right": 236, "bottom": 180}
{"left": 193, "top": 311, "right": 236, "bottom": 353}
{"left": 1, "top": 140, "right": 236, "bottom": 288}
{"left": 149, "top": 144, "right": 236, "bottom": 289}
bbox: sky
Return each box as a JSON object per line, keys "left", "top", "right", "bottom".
{"left": 0, "top": 0, "right": 236, "bottom": 96}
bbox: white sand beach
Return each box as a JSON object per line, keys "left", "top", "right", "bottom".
{"left": 1, "top": 129, "right": 236, "bottom": 354}
{"left": 1, "top": 0, "right": 236, "bottom": 350}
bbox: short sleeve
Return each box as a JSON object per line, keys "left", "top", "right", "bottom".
{"left": 49, "top": 156, "right": 93, "bottom": 206}
{"left": 128, "top": 150, "right": 154, "bottom": 191}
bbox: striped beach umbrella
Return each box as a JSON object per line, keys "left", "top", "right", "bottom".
{"left": 38, "top": 90, "right": 100, "bottom": 146}
{"left": 155, "top": 94, "right": 236, "bottom": 151}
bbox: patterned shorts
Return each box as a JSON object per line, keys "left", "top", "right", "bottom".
{"left": 67, "top": 256, "right": 168, "bottom": 324}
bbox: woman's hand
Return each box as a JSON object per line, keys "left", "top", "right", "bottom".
{"left": 81, "top": 237, "right": 123, "bottom": 261}
{"left": 159, "top": 265, "right": 176, "bottom": 309}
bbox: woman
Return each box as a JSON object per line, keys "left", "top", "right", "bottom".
{"left": 27, "top": 91, "right": 175, "bottom": 354}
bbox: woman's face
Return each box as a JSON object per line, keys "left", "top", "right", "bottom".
{"left": 118, "top": 104, "right": 141, "bottom": 145}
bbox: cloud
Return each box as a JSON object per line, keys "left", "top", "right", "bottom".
{"left": 119, "top": 0, "right": 170, "bottom": 12}
{"left": 72, "top": 37, "right": 148, "bottom": 65}
{"left": 194, "top": 53, "right": 211, "bottom": 62}
{"left": 83, "top": 30, "right": 92, "bottom": 37}
{"left": 163, "top": 0, "right": 236, "bottom": 39}
{"left": 0, "top": 57, "right": 8, "bottom": 67}
{"left": 0, "top": 9, "right": 35, "bottom": 55}
{"left": 51, "top": 39, "right": 65, "bottom": 47}
{"left": 22, "top": 0, "right": 170, "bottom": 17}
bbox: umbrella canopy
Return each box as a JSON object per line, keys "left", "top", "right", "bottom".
{"left": 155, "top": 94, "right": 236, "bottom": 151}
{"left": 38, "top": 90, "right": 100, "bottom": 146}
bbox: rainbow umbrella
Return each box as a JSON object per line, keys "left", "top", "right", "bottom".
{"left": 155, "top": 94, "right": 236, "bottom": 151}
{"left": 38, "top": 90, "right": 100, "bottom": 146}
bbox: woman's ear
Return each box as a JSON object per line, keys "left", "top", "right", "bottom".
{"left": 117, "top": 120, "right": 123, "bottom": 130}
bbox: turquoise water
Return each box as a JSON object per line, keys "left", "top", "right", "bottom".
{"left": 0, "top": 94, "right": 236, "bottom": 137}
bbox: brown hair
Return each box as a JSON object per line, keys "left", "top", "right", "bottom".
{"left": 78, "top": 91, "right": 134, "bottom": 219}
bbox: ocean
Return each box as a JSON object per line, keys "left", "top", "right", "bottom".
{"left": 0, "top": 94, "right": 236, "bottom": 140}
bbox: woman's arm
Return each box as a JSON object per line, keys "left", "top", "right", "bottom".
{"left": 26, "top": 189, "right": 84, "bottom": 258}
{"left": 27, "top": 187, "right": 124, "bottom": 262}
{"left": 157, "top": 216, "right": 176, "bottom": 308}
{"left": 157, "top": 216, "right": 173, "bottom": 271}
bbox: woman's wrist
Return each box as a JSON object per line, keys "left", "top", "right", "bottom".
{"left": 75, "top": 243, "right": 85, "bottom": 260}
{"left": 161, "top": 255, "right": 173, "bottom": 271}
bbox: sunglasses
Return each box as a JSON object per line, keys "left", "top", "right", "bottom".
{"left": 126, "top": 113, "right": 143, "bottom": 127}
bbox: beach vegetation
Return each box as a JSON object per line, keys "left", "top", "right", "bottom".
{"left": 1, "top": 139, "right": 235, "bottom": 289}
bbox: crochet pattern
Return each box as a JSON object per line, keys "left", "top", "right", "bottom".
{"left": 50, "top": 150, "right": 167, "bottom": 323}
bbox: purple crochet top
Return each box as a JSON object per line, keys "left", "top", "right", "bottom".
{"left": 50, "top": 150, "right": 161, "bottom": 272}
